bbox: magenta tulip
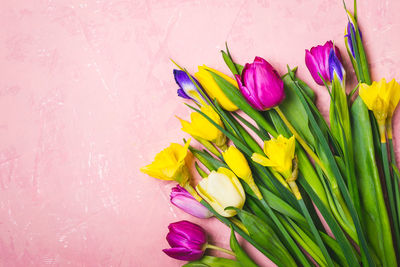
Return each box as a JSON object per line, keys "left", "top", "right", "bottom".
{"left": 163, "top": 220, "right": 207, "bottom": 261}
{"left": 305, "top": 41, "right": 342, "bottom": 85}
{"left": 170, "top": 185, "right": 213, "bottom": 219}
{"left": 235, "top": 57, "right": 285, "bottom": 111}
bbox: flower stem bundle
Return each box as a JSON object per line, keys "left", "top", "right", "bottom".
{"left": 140, "top": 1, "right": 400, "bottom": 266}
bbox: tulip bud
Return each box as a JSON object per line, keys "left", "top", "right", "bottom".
{"left": 170, "top": 185, "right": 213, "bottom": 219}
{"left": 222, "top": 146, "right": 262, "bottom": 199}
{"left": 173, "top": 69, "right": 207, "bottom": 105}
{"left": 305, "top": 41, "right": 342, "bottom": 85}
{"left": 235, "top": 57, "right": 285, "bottom": 111}
{"left": 163, "top": 220, "right": 207, "bottom": 261}
{"left": 195, "top": 65, "right": 239, "bottom": 111}
{"left": 196, "top": 167, "right": 245, "bottom": 217}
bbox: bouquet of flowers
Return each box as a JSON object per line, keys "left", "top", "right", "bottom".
{"left": 141, "top": 1, "right": 400, "bottom": 266}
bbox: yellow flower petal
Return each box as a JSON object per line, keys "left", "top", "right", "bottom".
{"left": 256, "top": 135, "right": 296, "bottom": 178}
{"left": 251, "top": 153, "right": 274, "bottom": 166}
{"left": 140, "top": 140, "right": 191, "bottom": 185}
{"left": 178, "top": 105, "right": 226, "bottom": 147}
{"left": 222, "top": 146, "right": 251, "bottom": 179}
{"left": 196, "top": 168, "right": 245, "bottom": 217}
{"left": 387, "top": 79, "right": 400, "bottom": 118}
{"left": 195, "top": 65, "right": 238, "bottom": 111}
{"left": 358, "top": 78, "right": 400, "bottom": 124}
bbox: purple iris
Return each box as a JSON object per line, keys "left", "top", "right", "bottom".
{"left": 235, "top": 57, "right": 285, "bottom": 111}
{"left": 305, "top": 41, "right": 342, "bottom": 85}
{"left": 174, "top": 69, "right": 206, "bottom": 103}
{"left": 163, "top": 220, "right": 207, "bottom": 261}
{"left": 345, "top": 22, "right": 362, "bottom": 58}
{"left": 328, "top": 48, "right": 345, "bottom": 82}
{"left": 170, "top": 185, "right": 213, "bottom": 219}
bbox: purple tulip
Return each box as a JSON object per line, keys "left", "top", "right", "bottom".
{"left": 170, "top": 185, "right": 213, "bottom": 219}
{"left": 174, "top": 69, "right": 207, "bottom": 104}
{"left": 305, "top": 41, "right": 342, "bottom": 85}
{"left": 163, "top": 220, "right": 207, "bottom": 261}
{"left": 235, "top": 57, "right": 285, "bottom": 111}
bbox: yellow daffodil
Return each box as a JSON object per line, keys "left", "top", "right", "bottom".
{"left": 195, "top": 65, "right": 239, "bottom": 111}
{"left": 359, "top": 79, "right": 391, "bottom": 124}
{"left": 196, "top": 167, "right": 245, "bottom": 217}
{"left": 252, "top": 135, "right": 296, "bottom": 179}
{"left": 359, "top": 78, "right": 400, "bottom": 141}
{"left": 386, "top": 79, "right": 400, "bottom": 139}
{"left": 178, "top": 105, "right": 226, "bottom": 149}
{"left": 140, "top": 140, "right": 191, "bottom": 185}
{"left": 222, "top": 146, "right": 262, "bottom": 199}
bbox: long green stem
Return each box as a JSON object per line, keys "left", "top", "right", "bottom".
{"left": 274, "top": 107, "right": 325, "bottom": 170}
{"left": 199, "top": 200, "right": 281, "bottom": 264}
{"left": 278, "top": 215, "right": 327, "bottom": 267}
{"left": 205, "top": 244, "right": 236, "bottom": 256}
{"left": 388, "top": 138, "right": 400, "bottom": 256}
{"left": 381, "top": 141, "right": 400, "bottom": 251}
{"left": 298, "top": 198, "right": 335, "bottom": 267}
{"left": 259, "top": 198, "right": 312, "bottom": 267}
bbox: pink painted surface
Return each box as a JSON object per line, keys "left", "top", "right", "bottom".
{"left": 1, "top": 0, "right": 400, "bottom": 266}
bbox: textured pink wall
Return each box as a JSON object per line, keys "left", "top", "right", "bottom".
{"left": 1, "top": 0, "right": 400, "bottom": 266}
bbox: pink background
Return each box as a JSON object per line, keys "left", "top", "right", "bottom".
{"left": 1, "top": 0, "right": 400, "bottom": 266}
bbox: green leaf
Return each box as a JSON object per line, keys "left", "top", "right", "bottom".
{"left": 183, "top": 256, "right": 242, "bottom": 267}
{"left": 195, "top": 162, "right": 208, "bottom": 178}
{"left": 259, "top": 186, "right": 307, "bottom": 226}
{"left": 298, "top": 177, "right": 360, "bottom": 266}
{"left": 229, "top": 226, "right": 258, "bottom": 267}
{"left": 351, "top": 97, "right": 397, "bottom": 266}
{"left": 288, "top": 69, "right": 374, "bottom": 266}
{"left": 232, "top": 112, "right": 270, "bottom": 141}
{"left": 221, "top": 43, "right": 243, "bottom": 77}
{"left": 281, "top": 216, "right": 327, "bottom": 267}
{"left": 199, "top": 200, "right": 279, "bottom": 264}
{"left": 189, "top": 146, "right": 226, "bottom": 171}
{"left": 208, "top": 71, "right": 277, "bottom": 137}
{"left": 280, "top": 73, "right": 316, "bottom": 147}
{"left": 234, "top": 208, "right": 298, "bottom": 267}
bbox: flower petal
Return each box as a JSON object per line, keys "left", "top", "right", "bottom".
{"left": 162, "top": 247, "right": 204, "bottom": 261}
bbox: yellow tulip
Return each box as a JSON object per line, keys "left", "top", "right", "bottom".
{"left": 178, "top": 105, "right": 226, "bottom": 148}
{"left": 222, "top": 146, "right": 262, "bottom": 199}
{"left": 140, "top": 140, "right": 191, "bottom": 185}
{"left": 195, "top": 65, "right": 239, "bottom": 111}
{"left": 196, "top": 167, "right": 245, "bottom": 217}
{"left": 252, "top": 135, "right": 296, "bottom": 179}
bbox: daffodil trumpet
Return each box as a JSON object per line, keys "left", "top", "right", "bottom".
{"left": 140, "top": 140, "right": 192, "bottom": 185}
